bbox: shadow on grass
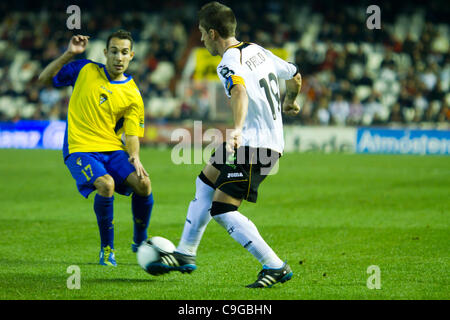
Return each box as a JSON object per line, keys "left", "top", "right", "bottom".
{"left": 86, "top": 278, "right": 158, "bottom": 284}
{"left": 0, "top": 258, "right": 138, "bottom": 267}
{"left": 0, "top": 272, "right": 163, "bottom": 287}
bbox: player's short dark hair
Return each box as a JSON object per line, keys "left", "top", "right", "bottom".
{"left": 198, "top": 1, "right": 236, "bottom": 38}
{"left": 106, "top": 30, "right": 133, "bottom": 50}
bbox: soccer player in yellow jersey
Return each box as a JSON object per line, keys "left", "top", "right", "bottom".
{"left": 38, "top": 30, "right": 154, "bottom": 266}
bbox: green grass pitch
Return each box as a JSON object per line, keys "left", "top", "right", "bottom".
{"left": 0, "top": 148, "right": 448, "bottom": 300}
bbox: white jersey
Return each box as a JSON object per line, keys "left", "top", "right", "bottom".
{"left": 217, "top": 42, "right": 298, "bottom": 154}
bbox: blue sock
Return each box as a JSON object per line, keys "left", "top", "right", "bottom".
{"left": 132, "top": 192, "right": 154, "bottom": 245}
{"left": 94, "top": 194, "right": 114, "bottom": 249}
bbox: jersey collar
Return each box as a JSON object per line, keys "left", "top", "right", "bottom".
{"left": 224, "top": 41, "right": 244, "bottom": 54}
{"left": 102, "top": 65, "right": 132, "bottom": 84}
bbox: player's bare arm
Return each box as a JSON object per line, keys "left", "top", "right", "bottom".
{"left": 283, "top": 72, "right": 302, "bottom": 116}
{"left": 38, "top": 35, "right": 90, "bottom": 86}
{"left": 126, "top": 135, "right": 148, "bottom": 179}
{"left": 227, "top": 84, "right": 248, "bottom": 152}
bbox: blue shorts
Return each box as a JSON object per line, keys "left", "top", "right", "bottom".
{"left": 65, "top": 150, "right": 136, "bottom": 199}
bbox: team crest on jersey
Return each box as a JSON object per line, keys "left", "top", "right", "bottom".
{"left": 219, "top": 66, "right": 235, "bottom": 79}
{"left": 76, "top": 157, "right": 82, "bottom": 166}
{"left": 100, "top": 93, "right": 108, "bottom": 105}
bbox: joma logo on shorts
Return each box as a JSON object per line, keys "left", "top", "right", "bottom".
{"left": 227, "top": 172, "right": 243, "bottom": 178}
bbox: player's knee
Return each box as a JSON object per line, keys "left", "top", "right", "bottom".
{"left": 210, "top": 201, "right": 238, "bottom": 217}
{"left": 134, "top": 177, "right": 151, "bottom": 196}
{"left": 95, "top": 175, "right": 115, "bottom": 197}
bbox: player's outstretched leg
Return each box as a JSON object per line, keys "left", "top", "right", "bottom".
{"left": 176, "top": 172, "right": 215, "bottom": 256}
{"left": 146, "top": 172, "right": 216, "bottom": 275}
{"left": 211, "top": 200, "right": 292, "bottom": 288}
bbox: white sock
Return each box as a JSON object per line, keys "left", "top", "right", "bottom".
{"left": 176, "top": 176, "right": 214, "bottom": 256}
{"left": 213, "top": 211, "right": 284, "bottom": 269}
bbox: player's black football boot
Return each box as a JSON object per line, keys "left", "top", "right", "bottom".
{"left": 146, "top": 251, "right": 197, "bottom": 275}
{"left": 246, "top": 262, "right": 293, "bottom": 288}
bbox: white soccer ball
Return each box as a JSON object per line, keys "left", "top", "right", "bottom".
{"left": 137, "top": 236, "right": 176, "bottom": 273}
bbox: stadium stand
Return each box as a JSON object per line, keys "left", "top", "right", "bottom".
{"left": 0, "top": 0, "right": 448, "bottom": 127}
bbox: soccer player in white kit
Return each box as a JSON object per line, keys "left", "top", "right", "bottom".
{"left": 147, "top": 1, "right": 302, "bottom": 288}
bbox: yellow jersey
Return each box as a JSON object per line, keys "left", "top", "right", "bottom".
{"left": 52, "top": 59, "right": 144, "bottom": 159}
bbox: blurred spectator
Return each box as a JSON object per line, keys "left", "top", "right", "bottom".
{"left": 298, "top": 98, "right": 314, "bottom": 125}
{"left": 413, "top": 92, "right": 428, "bottom": 120}
{"left": 388, "top": 103, "right": 405, "bottom": 123}
{"left": 319, "top": 42, "right": 338, "bottom": 72}
{"left": 357, "top": 70, "right": 374, "bottom": 87}
{"left": 363, "top": 92, "right": 385, "bottom": 125}
{"left": 192, "top": 87, "right": 210, "bottom": 121}
{"left": 329, "top": 94, "right": 349, "bottom": 126}
{"left": 436, "top": 101, "right": 450, "bottom": 123}
{"left": 398, "top": 88, "right": 414, "bottom": 110}
{"left": 315, "top": 97, "right": 330, "bottom": 126}
{"left": 428, "top": 80, "right": 445, "bottom": 103}
{"left": 39, "top": 87, "right": 60, "bottom": 111}
{"left": 420, "top": 64, "right": 438, "bottom": 90}
{"left": 347, "top": 95, "right": 364, "bottom": 125}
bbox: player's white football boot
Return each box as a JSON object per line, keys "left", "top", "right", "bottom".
{"left": 146, "top": 251, "right": 197, "bottom": 275}
{"left": 246, "top": 262, "right": 293, "bottom": 288}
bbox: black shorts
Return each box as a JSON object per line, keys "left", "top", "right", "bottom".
{"left": 209, "top": 143, "right": 280, "bottom": 203}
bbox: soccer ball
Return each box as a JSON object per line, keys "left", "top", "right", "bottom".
{"left": 137, "top": 236, "right": 176, "bottom": 273}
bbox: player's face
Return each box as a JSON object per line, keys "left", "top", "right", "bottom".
{"left": 104, "top": 38, "right": 134, "bottom": 78}
{"left": 199, "top": 25, "right": 218, "bottom": 56}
